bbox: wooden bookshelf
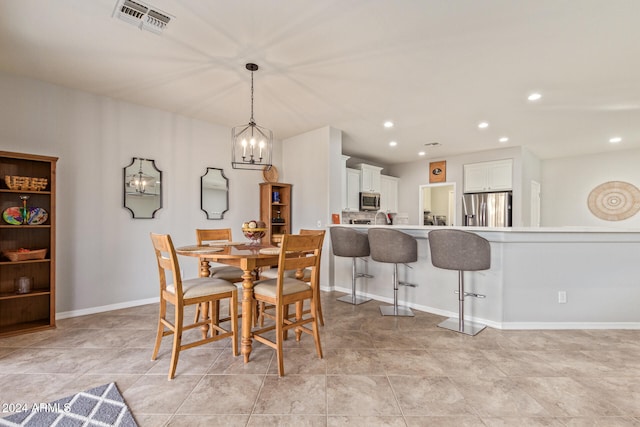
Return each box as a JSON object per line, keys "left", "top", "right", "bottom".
{"left": 259, "top": 182, "right": 292, "bottom": 245}
{"left": 0, "top": 151, "right": 57, "bottom": 337}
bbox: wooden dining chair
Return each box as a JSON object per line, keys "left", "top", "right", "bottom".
{"left": 195, "top": 228, "right": 244, "bottom": 282}
{"left": 195, "top": 228, "right": 251, "bottom": 325}
{"left": 150, "top": 233, "right": 238, "bottom": 380}
{"left": 258, "top": 229, "right": 326, "bottom": 326}
{"left": 252, "top": 233, "right": 324, "bottom": 376}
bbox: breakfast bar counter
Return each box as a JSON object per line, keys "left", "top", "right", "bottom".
{"left": 327, "top": 224, "right": 640, "bottom": 329}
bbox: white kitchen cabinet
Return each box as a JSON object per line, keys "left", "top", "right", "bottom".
{"left": 463, "top": 159, "right": 513, "bottom": 193}
{"left": 355, "top": 163, "right": 383, "bottom": 192}
{"left": 380, "top": 175, "right": 399, "bottom": 212}
{"left": 345, "top": 168, "right": 361, "bottom": 211}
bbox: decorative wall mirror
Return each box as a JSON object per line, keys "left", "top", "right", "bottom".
{"left": 123, "top": 157, "right": 162, "bottom": 219}
{"left": 201, "top": 167, "right": 229, "bottom": 219}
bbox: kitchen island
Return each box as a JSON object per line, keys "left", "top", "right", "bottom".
{"left": 328, "top": 225, "right": 640, "bottom": 329}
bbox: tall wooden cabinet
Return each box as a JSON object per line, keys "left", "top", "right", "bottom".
{"left": 0, "top": 151, "right": 57, "bottom": 337}
{"left": 259, "top": 182, "right": 292, "bottom": 244}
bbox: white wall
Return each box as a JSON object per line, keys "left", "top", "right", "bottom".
{"left": 283, "top": 126, "right": 331, "bottom": 230}
{"left": 0, "top": 71, "right": 279, "bottom": 314}
{"left": 282, "top": 126, "right": 343, "bottom": 289}
{"left": 520, "top": 147, "right": 542, "bottom": 226}
{"left": 541, "top": 147, "right": 640, "bottom": 227}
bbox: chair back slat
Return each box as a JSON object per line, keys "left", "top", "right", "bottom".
{"left": 299, "top": 229, "right": 326, "bottom": 282}
{"left": 150, "top": 232, "right": 183, "bottom": 297}
{"left": 196, "top": 228, "right": 233, "bottom": 245}
{"left": 274, "top": 233, "right": 324, "bottom": 299}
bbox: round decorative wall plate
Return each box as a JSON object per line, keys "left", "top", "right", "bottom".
{"left": 27, "top": 207, "right": 49, "bottom": 225}
{"left": 2, "top": 207, "right": 23, "bottom": 225}
{"left": 2, "top": 207, "right": 48, "bottom": 225}
{"left": 262, "top": 165, "right": 279, "bottom": 183}
{"left": 587, "top": 181, "right": 640, "bottom": 221}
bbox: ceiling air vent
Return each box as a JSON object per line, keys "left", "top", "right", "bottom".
{"left": 113, "top": 0, "right": 172, "bottom": 34}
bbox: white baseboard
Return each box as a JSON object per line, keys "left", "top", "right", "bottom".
{"left": 330, "top": 285, "right": 640, "bottom": 330}
{"left": 56, "top": 297, "right": 159, "bottom": 320}
{"left": 498, "top": 321, "right": 640, "bottom": 330}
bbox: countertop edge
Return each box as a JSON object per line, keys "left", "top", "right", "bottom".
{"left": 328, "top": 224, "right": 640, "bottom": 242}
{"left": 328, "top": 224, "right": 640, "bottom": 233}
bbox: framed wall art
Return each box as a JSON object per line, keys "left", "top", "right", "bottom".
{"left": 429, "top": 160, "right": 446, "bottom": 183}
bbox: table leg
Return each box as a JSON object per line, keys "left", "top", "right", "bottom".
{"left": 198, "top": 258, "right": 212, "bottom": 337}
{"left": 241, "top": 269, "right": 254, "bottom": 363}
{"left": 199, "top": 258, "right": 211, "bottom": 278}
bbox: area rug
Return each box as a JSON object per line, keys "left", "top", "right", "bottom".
{"left": 0, "top": 382, "right": 137, "bottom": 427}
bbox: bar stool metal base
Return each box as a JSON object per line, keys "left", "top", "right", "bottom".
{"left": 438, "top": 317, "right": 486, "bottom": 336}
{"left": 336, "top": 258, "right": 372, "bottom": 305}
{"left": 337, "top": 294, "right": 371, "bottom": 305}
{"left": 380, "top": 305, "right": 414, "bottom": 317}
{"left": 378, "top": 263, "right": 415, "bottom": 317}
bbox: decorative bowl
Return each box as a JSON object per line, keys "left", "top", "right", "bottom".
{"left": 241, "top": 220, "right": 267, "bottom": 244}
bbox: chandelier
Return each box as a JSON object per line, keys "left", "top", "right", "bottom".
{"left": 231, "top": 63, "right": 273, "bottom": 170}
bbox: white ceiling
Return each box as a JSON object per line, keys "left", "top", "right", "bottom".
{"left": 1, "top": 0, "right": 639, "bottom": 165}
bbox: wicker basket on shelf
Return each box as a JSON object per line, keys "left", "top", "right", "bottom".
{"left": 4, "top": 175, "right": 48, "bottom": 191}
{"left": 3, "top": 248, "right": 47, "bottom": 262}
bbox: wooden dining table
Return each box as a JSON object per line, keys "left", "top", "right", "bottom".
{"left": 175, "top": 242, "right": 281, "bottom": 363}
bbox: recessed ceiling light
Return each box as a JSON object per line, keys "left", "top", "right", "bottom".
{"left": 499, "top": 137, "right": 509, "bottom": 143}
{"left": 528, "top": 93, "right": 542, "bottom": 101}
{"left": 383, "top": 121, "right": 394, "bottom": 128}
{"left": 389, "top": 141, "right": 397, "bottom": 147}
{"left": 478, "top": 121, "right": 489, "bottom": 129}
{"left": 418, "top": 151, "right": 426, "bottom": 156}
{"left": 609, "top": 137, "right": 622, "bottom": 143}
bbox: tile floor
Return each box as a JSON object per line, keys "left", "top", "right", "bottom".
{"left": 1, "top": 291, "right": 640, "bottom": 426}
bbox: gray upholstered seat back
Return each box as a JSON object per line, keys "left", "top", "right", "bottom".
{"left": 330, "top": 226, "right": 370, "bottom": 258}
{"left": 428, "top": 229, "right": 490, "bottom": 271}
{"left": 368, "top": 228, "right": 417, "bottom": 264}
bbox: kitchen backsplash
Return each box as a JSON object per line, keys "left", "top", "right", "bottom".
{"left": 341, "top": 211, "right": 408, "bottom": 225}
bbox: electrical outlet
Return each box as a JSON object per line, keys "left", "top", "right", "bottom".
{"left": 558, "top": 291, "right": 567, "bottom": 304}
{"left": 317, "top": 220, "right": 322, "bottom": 227}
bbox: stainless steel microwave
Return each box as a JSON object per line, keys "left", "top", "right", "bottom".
{"left": 359, "top": 192, "right": 381, "bottom": 211}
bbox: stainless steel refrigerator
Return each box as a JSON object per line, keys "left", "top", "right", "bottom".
{"left": 462, "top": 192, "right": 512, "bottom": 227}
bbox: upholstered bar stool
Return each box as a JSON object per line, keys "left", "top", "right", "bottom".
{"left": 330, "top": 226, "right": 373, "bottom": 305}
{"left": 428, "top": 229, "right": 490, "bottom": 336}
{"left": 368, "top": 228, "right": 418, "bottom": 316}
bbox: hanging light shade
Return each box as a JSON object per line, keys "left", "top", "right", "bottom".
{"left": 232, "top": 63, "right": 273, "bottom": 170}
